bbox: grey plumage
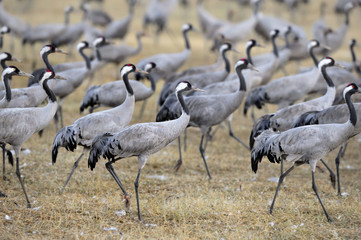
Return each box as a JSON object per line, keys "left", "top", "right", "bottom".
{"left": 88, "top": 80, "right": 198, "bottom": 221}
{"left": 52, "top": 63, "right": 144, "bottom": 193}
{"left": 249, "top": 57, "right": 340, "bottom": 149}
{"left": 156, "top": 58, "right": 254, "bottom": 178}
{"left": 136, "top": 23, "right": 195, "bottom": 82}
{"left": 0, "top": 70, "right": 58, "bottom": 208}
{"left": 80, "top": 62, "right": 156, "bottom": 113}
{"left": 81, "top": 2, "right": 112, "bottom": 27}
{"left": 251, "top": 83, "right": 361, "bottom": 223}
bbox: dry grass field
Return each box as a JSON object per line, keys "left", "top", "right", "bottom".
{"left": 1, "top": 0, "right": 361, "bottom": 239}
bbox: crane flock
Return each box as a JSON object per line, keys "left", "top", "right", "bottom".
{"left": 0, "top": 0, "right": 361, "bottom": 225}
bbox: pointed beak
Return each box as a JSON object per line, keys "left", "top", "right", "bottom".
{"left": 192, "top": 87, "right": 204, "bottom": 92}
{"left": 248, "top": 64, "right": 259, "bottom": 72}
{"left": 256, "top": 43, "right": 265, "bottom": 48}
{"left": 11, "top": 57, "right": 21, "bottom": 63}
{"left": 136, "top": 69, "right": 149, "bottom": 75}
{"left": 55, "top": 74, "right": 67, "bottom": 80}
{"left": 231, "top": 48, "right": 241, "bottom": 54}
{"left": 55, "top": 48, "right": 69, "bottom": 55}
{"left": 18, "top": 70, "right": 34, "bottom": 78}
{"left": 334, "top": 62, "right": 347, "bottom": 69}
{"left": 320, "top": 44, "right": 331, "bottom": 50}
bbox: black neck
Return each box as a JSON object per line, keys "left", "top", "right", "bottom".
{"left": 80, "top": 48, "right": 91, "bottom": 70}
{"left": 345, "top": 10, "right": 350, "bottom": 25}
{"left": 236, "top": 66, "right": 247, "bottom": 91}
{"left": 148, "top": 72, "right": 156, "bottom": 92}
{"left": 310, "top": 46, "right": 319, "bottom": 67}
{"left": 43, "top": 79, "right": 57, "bottom": 102}
{"left": 246, "top": 46, "right": 253, "bottom": 65}
{"left": 284, "top": 32, "right": 290, "bottom": 49}
{"left": 65, "top": 11, "right": 70, "bottom": 25}
{"left": 43, "top": 53, "right": 54, "bottom": 73}
{"left": 271, "top": 34, "right": 278, "bottom": 58}
{"left": 177, "top": 91, "right": 189, "bottom": 115}
{"left": 0, "top": 58, "right": 7, "bottom": 69}
{"left": 346, "top": 91, "right": 357, "bottom": 126}
{"left": 350, "top": 43, "right": 356, "bottom": 63}
{"left": 123, "top": 71, "right": 134, "bottom": 95}
{"left": 183, "top": 29, "right": 190, "bottom": 50}
{"left": 321, "top": 66, "right": 334, "bottom": 88}
{"left": 0, "top": 36, "right": 3, "bottom": 49}
{"left": 3, "top": 74, "right": 11, "bottom": 102}
{"left": 96, "top": 49, "right": 102, "bottom": 61}
{"left": 222, "top": 49, "right": 231, "bottom": 73}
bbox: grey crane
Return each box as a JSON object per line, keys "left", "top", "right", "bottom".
{"left": 0, "top": 25, "right": 10, "bottom": 49}
{"left": 0, "top": 69, "right": 59, "bottom": 208}
{"left": 51, "top": 6, "right": 87, "bottom": 55}
{"left": 142, "top": 0, "right": 178, "bottom": 37}
{"left": 80, "top": 2, "right": 112, "bottom": 27}
{"left": 80, "top": 62, "right": 157, "bottom": 114}
{"left": 251, "top": 83, "right": 361, "bottom": 223}
{"left": 88, "top": 80, "right": 201, "bottom": 221}
{"left": 27, "top": 44, "right": 68, "bottom": 88}
{"left": 51, "top": 41, "right": 93, "bottom": 129}
{"left": 0, "top": 52, "right": 20, "bottom": 91}
{"left": 0, "top": 0, "right": 29, "bottom": 38}
{"left": 336, "top": 39, "right": 361, "bottom": 79}
{"left": 96, "top": 32, "right": 146, "bottom": 78}
{"left": 103, "top": 0, "right": 135, "bottom": 41}
{"left": 0, "top": 66, "right": 33, "bottom": 180}
{"left": 156, "top": 58, "right": 255, "bottom": 178}
{"left": 313, "top": 2, "right": 355, "bottom": 56}
{"left": 196, "top": 0, "right": 225, "bottom": 40}
{"left": 249, "top": 57, "right": 342, "bottom": 149}
{"left": 158, "top": 42, "right": 235, "bottom": 107}
{"left": 135, "top": 23, "right": 195, "bottom": 82}
{"left": 243, "top": 39, "right": 327, "bottom": 114}
{"left": 212, "top": 0, "right": 259, "bottom": 49}
{"left": 52, "top": 63, "right": 147, "bottom": 194}
{"left": 293, "top": 102, "right": 361, "bottom": 195}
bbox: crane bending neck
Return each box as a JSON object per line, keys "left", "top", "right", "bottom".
{"left": 176, "top": 91, "right": 189, "bottom": 115}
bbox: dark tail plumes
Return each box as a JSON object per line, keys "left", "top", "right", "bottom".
{"left": 88, "top": 133, "right": 113, "bottom": 171}
{"left": 249, "top": 114, "right": 274, "bottom": 149}
{"left": 80, "top": 85, "right": 100, "bottom": 113}
{"left": 292, "top": 111, "right": 319, "bottom": 128}
{"left": 52, "top": 126, "right": 77, "bottom": 164}
{"left": 243, "top": 87, "right": 268, "bottom": 116}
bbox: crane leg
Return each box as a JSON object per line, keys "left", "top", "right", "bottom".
{"left": 319, "top": 159, "right": 336, "bottom": 189}
{"left": 228, "top": 118, "right": 250, "bottom": 151}
{"left": 183, "top": 128, "right": 187, "bottom": 152}
{"left": 2, "top": 144, "right": 7, "bottom": 181}
{"left": 312, "top": 171, "right": 333, "bottom": 223}
{"left": 335, "top": 145, "right": 345, "bottom": 196}
{"left": 138, "top": 99, "right": 148, "bottom": 120}
{"left": 59, "top": 152, "right": 84, "bottom": 194}
{"left": 174, "top": 136, "right": 183, "bottom": 172}
{"left": 199, "top": 134, "right": 212, "bottom": 180}
{"left": 105, "top": 161, "right": 130, "bottom": 208}
{"left": 15, "top": 155, "right": 31, "bottom": 208}
{"left": 134, "top": 168, "right": 142, "bottom": 222}
{"left": 270, "top": 162, "right": 295, "bottom": 215}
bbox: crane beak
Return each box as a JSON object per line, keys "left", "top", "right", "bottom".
{"left": 55, "top": 74, "right": 67, "bottom": 80}
{"left": 55, "top": 48, "right": 69, "bottom": 55}
{"left": 231, "top": 48, "right": 241, "bottom": 54}
{"left": 256, "top": 43, "right": 265, "bottom": 48}
{"left": 320, "top": 44, "right": 331, "bottom": 50}
{"left": 334, "top": 62, "right": 347, "bottom": 69}
{"left": 192, "top": 87, "right": 204, "bottom": 92}
{"left": 18, "top": 71, "right": 34, "bottom": 78}
{"left": 248, "top": 64, "right": 259, "bottom": 72}
{"left": 136, "top": 69, "right": 149, "bottom": 75}
{"left": 11, "top": 57, "right": 22, "bottom": 63}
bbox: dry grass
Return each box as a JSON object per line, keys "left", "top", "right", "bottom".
{"left": 1, "top": 0, "right": 361, "bottom": 239}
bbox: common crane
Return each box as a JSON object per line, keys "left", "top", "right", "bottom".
{"left": 52, "top": 63, "right": 148, "bottom": 194}
{"left": 88, "top": 80, "right": 201, "bottom": 221}
{"left": 251, "top": 83, "right": 361, "bottom": 223}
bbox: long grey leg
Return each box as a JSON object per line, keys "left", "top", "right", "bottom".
{"left": 105, "top": 161, "right": 130, "bottom": 207}
{"left": 138, "top": 99, "right": 148, "bottom": 120}
{"left": 312, "top": 171, "right": 333, "bottom": 223}
{"left": 59, "top": 151, "right": 85, "bottom": 194}
{"left": 319, "top": 159, "right": 336, "bottom": 189}
{"left": 335, "top": 145, "right": 344, "bottom": 195}
{"left": 14, "top": 147, "right": 31, "bottom": 208}
{"left": 174, "top": 136, "right": 183, "bottom": 172}
{"left": 134, "top": 168, "right": 142, "bottom": 221}
{"left": 228, "top": 118, "right": 250, "bottom": 151}
{"left": 199, "top": 134, "right": 212, "bottom": 179}
{"left": 270, "top": 162, "right": 295, "bottom": 214}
